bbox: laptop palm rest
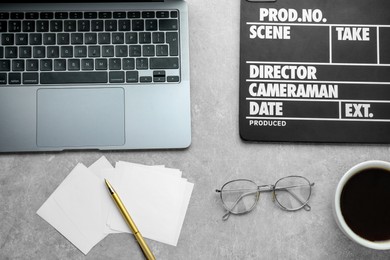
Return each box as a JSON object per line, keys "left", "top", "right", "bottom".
{"left": 37, "top": 88, "right": 125, "bottom": 148}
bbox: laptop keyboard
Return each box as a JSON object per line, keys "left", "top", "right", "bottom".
{"left": 0, "top": 10, "right": 180, "bottom": 85}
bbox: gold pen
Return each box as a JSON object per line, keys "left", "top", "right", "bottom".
{"left": 105, "top": 179, "right": 156, "bottom": 260}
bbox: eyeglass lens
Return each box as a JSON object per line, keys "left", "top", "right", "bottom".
{"left": 220, "top": 180, "right": 258, "bottom": 214}
{"left": 274, "top": 176, "right": 311, "bottom": 210}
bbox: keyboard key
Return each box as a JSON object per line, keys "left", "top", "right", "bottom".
{"left": 109, "top": 58, "right": 121, "bottom": 70}
{"left": 0, "top": 73, "right": 6, "bottom": 84}
{"left": 64, "top": 20, "right": 77, "bottom": 32}
{"left": 85, "top": 33, "right": 97, "bottom": 44}
{"left": 153, "top": 70, "right": 165, "bottom": 82}
{"left": 95, "top": 59, "right": 107, "bottom": 70}
{"left": 152, "top": 32, "right": 165, "bottom": 43}
{"left": 40, "top": 72, "right": 108, "bottom": 84}
{"left": 84, "top": 12, "right": 98, "bottom": 19}
{"left": 15, "top": 34, "right": 28, "bottom": 45}
{"left": 166, "top": 32, "right": 179, "bottom": 56}
{"left": 22, "top": 21, "right": 34, "bottom": 32}
{"left": 0, "top": 60, "right": 10, "bottom": 71}
{"left": 88, "top": 46, "right": 100, "bottom": 57}
{"left": 12, "top": 60, "right": 25, "bottom": 71}
{"left": 129, "top": 45, "right": 141, "bottom": 57}
{"left": 23, "top": 73, "right": 39, "bottom": 84}
{"left": 139, "top": 32, "right": 151, "bottom": 43}
{"left": 0, "top": 47, "right": 2, "bottom": 58}
{"left": 136, "top": 58, "right": 148, "bottom": 70}
{"left": 113, "top": 12, "right": 126, "bottom": 19}
{"left": 105, "top": 20, "right": 117, "bottom": 31}
{"left": 156, "top": 45, "right": 168, "bottom": 56}
{"left": 99, "top": 12, "right": 112, "bottom": 19}
{"left": 128, "top": 11, "right": 140, "bottom": 18}
{"left": 26, "top": 12, "right": 39, "bottom": 19}
{"left": 57, "top": 33, "right": 70, "bottom": 45}
{"left": 54, "top": 59, "right": 66, "bottom": 71}
{"left": 71, "top": 33, "right": 83, "bottom": 44}
{"left": 29, "top": 34, "right": 42, "bottom": 45}
{"left": 118, "top": 20, "right": 130, "bottom": 31}
{"left": 132, "top": 20, "right": 144, "bottom": 31}
{"left": 140, "top": 76, "right": 152, "bottom": 82}
{"left": 5, "top": 47, "right": 17, "bottom": 58}
{"left": 70, "top": 12, "right": 83, "bottom": 19}
{"left": 102, "top": 46, "right": 114, "bottom": 57}
{"left": 109, "top": 71, "right": 124, "bottom": 83}
{"left": 61, "top": 46, "right": 73, "bottom": 57}
{"left": 156, "top": 11, "right": 169, "bottom": 18}
{"left": 159, "top": 19, "right": 178, "bottom": 30}
{"left": 40, "top": 12, "right": 54, "bottom": 19}
{"left": 145, "top": 19, "right": 157, "bottom": 31}
{"left": 0, "top": 13, "right": 9, "bottom": 20}
{"left": 2, "top": 34, "right": 14, "bottom": 45}
{"left": 91, "top": 20, "right": 104, "bottom": 31}
{"left": 126, "top": 71, "right": 138, "bottom": 82}
{"left": 143, "top": 45, "right": 155, "bottom": 56}
{"left": 74, "top": 46, "right": 87, "bottom": 57}
{"left": 33, "top": 46, "right": 45, "bottom": 58}
{"left": 9, "top": 73, "right": 21, "bottom": 84}
{"left": 20, "top": 47, "right": 32, "bottom": 58}
{"left": 142, "top": 11, "right": 155, "bottom": 18}
{"left": 171, "top": 11, "right": 178, "bottom": 18}
{"left": 115, "top": 45, "right": 127, "bottom": 57}
{"left": 9, "top": 21, "right": 21, "bottom": 32}
{"left": 78, "top": 20, "right": 90, "bottom": 32}
{"left": 153, "top": 70, "right": 165, "bottom": 77}
{"left": 47, "top": 46, "right": 59, "bottom": 58}
{"left": 81, "top": 59, "right": 94, "bottom": 70}
{"left": 50, "top": 20, "right": 63, "bottom": 32}
{"left": 11, "top": 12, "right": 24, "bottom": 19}
{"left": 0, "top": 21, "right": 7, "bottom": 32}
{"left": 40, "top": 59, "right": 52, "bottom": 71}
{"left": 55, "top": 12, "right": 68, "bottom": 19}
{"left": 43, "top": 33, "right": 56, "bottom": 45}
{"left": 98, "top": 33, "right": 110, "bottom": 44}
{"left": 125, "top": 32, "right": 137, "bottom": 44}
{"left": 68, "top": 59, "right": 80, "bottom": 70}
{"left": 37, "top": 21, "right": 49, "bottom": 32}
{"left": 167, "top": 76, "right": 180, "bottom": 82}
{"left": 123, "top": 58, "right": 135, "bottom": 70}
{"left": 26, "top": 59, "right": 39, "bottom": 71}
{"left": 153, "top": 76, "right": 165, "bottom": 82}
{"left": 112, "top": 33, "right": 124, "bottom": 44}
{"left": 150, "top": 57, "right": 179, "bottom": 69}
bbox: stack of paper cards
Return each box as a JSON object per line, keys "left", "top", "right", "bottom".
{"left": 37, "top": 156, "right": 194, "bottom": 255}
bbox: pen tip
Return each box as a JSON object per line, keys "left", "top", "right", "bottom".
{"left": 104, "top": 179, "right": 115, "bottom": 194}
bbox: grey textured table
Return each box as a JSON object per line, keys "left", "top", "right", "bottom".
{"left": 1, "top": 0, "right": 390, "bottom": 259}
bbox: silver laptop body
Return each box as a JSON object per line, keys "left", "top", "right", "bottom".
{"left": 0, "top": 0, "right": 191, "bottom": 152}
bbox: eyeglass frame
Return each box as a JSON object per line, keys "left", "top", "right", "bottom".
{"left": 215, "top": 175, "right": 315, "bottom": 220}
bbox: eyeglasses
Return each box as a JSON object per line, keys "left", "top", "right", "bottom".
{"left": 215, "top": 176, "right": 315, "bottom": 221}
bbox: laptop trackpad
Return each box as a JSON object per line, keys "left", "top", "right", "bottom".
{"left": 37, "top": 88, "right": 125, "bottom": 148}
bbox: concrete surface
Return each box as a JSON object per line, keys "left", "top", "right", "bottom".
{"left": 1, "top": 0, "right": 390, "bottom": 259}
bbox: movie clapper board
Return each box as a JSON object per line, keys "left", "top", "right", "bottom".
{"left": 239, "top": 0, "right": 390, "bottom": 143}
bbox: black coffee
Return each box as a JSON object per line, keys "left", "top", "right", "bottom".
{"left": 340, "top": 168, "right": 390, "bottom": 242}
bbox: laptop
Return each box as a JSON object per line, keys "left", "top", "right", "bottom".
{"left": 0, "top": 0, "right": 191, "bottom": 152}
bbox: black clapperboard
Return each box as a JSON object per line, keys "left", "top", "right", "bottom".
{"left": 239, "top": 0, "right": 390, "bottom": 143}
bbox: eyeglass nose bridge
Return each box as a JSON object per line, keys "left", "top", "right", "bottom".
{"left": 257, "top": 184, "right": 277, "bottom": 202}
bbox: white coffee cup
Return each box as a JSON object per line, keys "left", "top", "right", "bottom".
{"left": 333, "top": 160, "right": 390, "bottom": 250}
